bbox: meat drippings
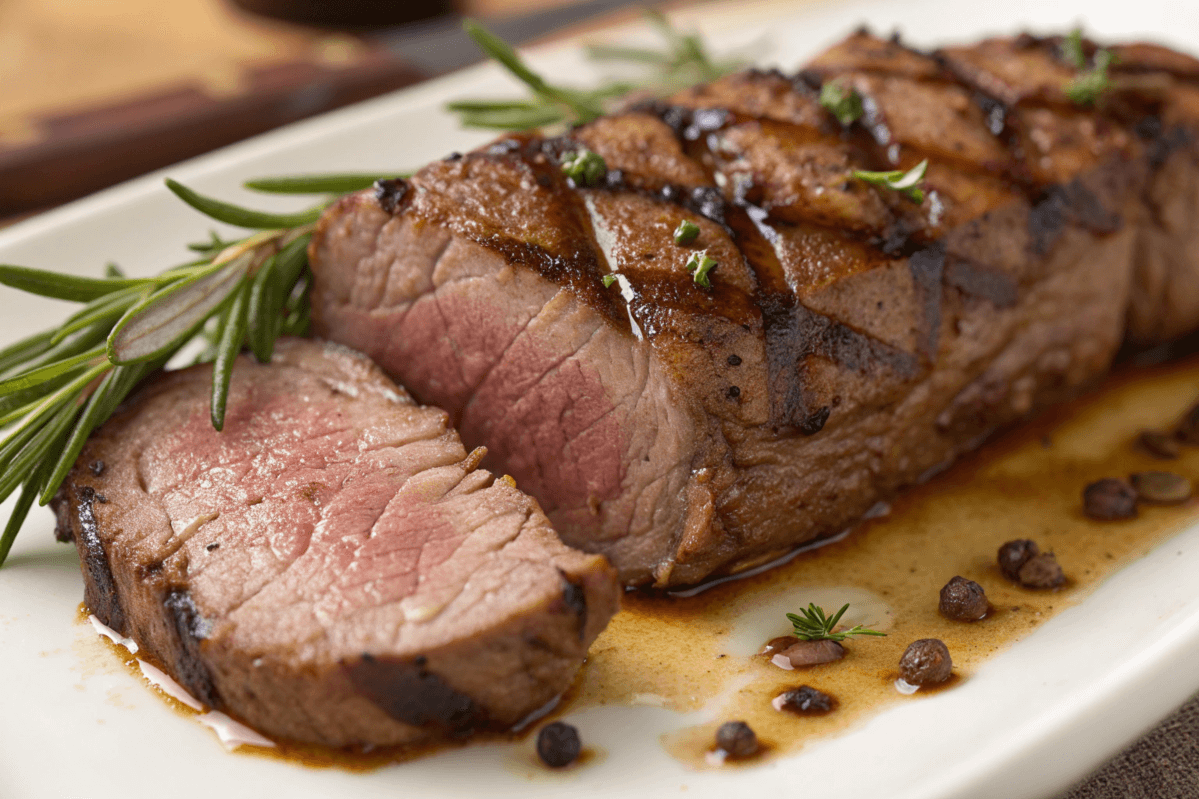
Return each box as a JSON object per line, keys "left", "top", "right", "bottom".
{"left": 77, "top": 354, "right": 1199, "bottom": 771}
{"left": 576, "top": 353, "right": 1199, "bottom": 768}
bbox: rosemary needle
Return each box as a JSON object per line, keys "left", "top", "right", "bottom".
{"left": 0, "top": 175, "right": 348, "bottom": 567}
{"left": 243, "top": 173, "right": 408, "bottom": 195}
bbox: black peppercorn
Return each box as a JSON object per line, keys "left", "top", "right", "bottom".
{"left": 939, "top": 576, "right": 989, "bottom": 620}
{"left": 898, "top": 639, "right": 952, "bottom": 685}
{"left": 1018, "top": 552, "right": 1065, "bottom": 589}
{"left": 997, "top": 539, "right": 1040, "bottom": 581}
{"left": 536, "top": 721, "right": 581, "bottom": 768}
{"left": 1083, "top": 478, "right": 1138, "bottom": 520}
{"left": 775, "top": 685, "right": 834, "bottom": 714}
{"left": 714, "top": 720, "right": 758, "bottom": 758}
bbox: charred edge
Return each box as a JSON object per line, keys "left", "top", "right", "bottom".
{"left": 1028, "top": 179, "right": 1121, "bottom": 255}
{"left": 724, "top": 203, "right": 813, "bottom": 429}
{"left": 794, "top": 302, "right": 921, "bottom": 379}
{"left": 75, "top": 485, "right": 125, "bottom": 631}
{"left": 944, "top": 258, "right": 1019, "bottom": 308}
{"left": 163, "top": 588, "right": 219, "bottom": 708}
{"left": 557, "top": 569, "right": 589, "bottom": 642}
{"left": 629, "top": 101, "right": 732, "bottom": 145}
{"left": 908, "top": 242, "right": 945, "bottom": 360}
{"left": 373, "top": 178, "right": 410, "bottom": 215}
{"left": 346, "top": 653, "right": 486, "bottom": 735}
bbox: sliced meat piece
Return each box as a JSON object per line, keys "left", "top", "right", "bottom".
{"left": 51, "top": 338, "right": 619, "bottom": 748}
{"left": 310, "top": 32, "right": 1199, "bottom": 588}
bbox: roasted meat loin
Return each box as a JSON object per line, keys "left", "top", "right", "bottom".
{"left": 309, "top": 31, "right": 1199, "bottom": 588}
{"left": 52, "top": 338, "right": 619, "bottom": 747}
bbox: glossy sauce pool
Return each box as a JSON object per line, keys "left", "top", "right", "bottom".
{"left": 572, "top": 352, "right": 1199, "bottom": 769}
{"left": 84, "top": 354, "right": 1199, "bottom": 771}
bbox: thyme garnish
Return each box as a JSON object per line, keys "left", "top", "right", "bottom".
{"left": 448, "top": 11, "right": 740, "bottom": 131}
{"left": 1061, "top": 27, "right": 1087, "bottom": 69}
{"left": 852, "top": 159, "right": 928, "bottom": 203}
{"left": 787, "top": 603, "right": 886, "bottom": 642}
{"left": 1066, "top": 48, "right": 1115, "bottom": 106}
{"left": 673, "top": 219, "right": 700, "bottom": 245}
{"left": 602, "top": 274, "right": 619, "bottom": 288}
{"left": 685, "top": 251, "right": 718, "bottom": 288}
{"left": 819, "top": 80, "right": 863, "bottom": 126}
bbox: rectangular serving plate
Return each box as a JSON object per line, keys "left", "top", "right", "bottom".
{"left": 2, "top": 1, "right": 1199, "bottom": 797}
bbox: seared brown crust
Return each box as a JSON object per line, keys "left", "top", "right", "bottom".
{"left": 53, "top": 338, "right": 620, "bottom": 747}
{"left": 310, "top": 31, "right": 1199, "bottom": 587}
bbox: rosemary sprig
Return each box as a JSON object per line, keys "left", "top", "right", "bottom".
{"left": 0, "top": 175, "right": 377, "bottom": 567}
{"left": 449, "top": 11, "right": 740, "bottom": 131}
{"left": 853, "top": 159, "right": 928, "bottom": 203}
{"left": 787, "top": 603, "right": 886, "bottom": 642}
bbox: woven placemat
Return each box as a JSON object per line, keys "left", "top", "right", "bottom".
{"left": 1060, "top": 693, "right": 1199, "bottom": 798}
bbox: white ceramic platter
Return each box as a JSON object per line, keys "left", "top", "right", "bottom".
{"left": 3, "top": 0, "right": 1199, "bottom": 796}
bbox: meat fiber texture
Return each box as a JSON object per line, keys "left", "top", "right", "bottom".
{"left": 309, "top": 31, "right": 1199, "bottom": 588}
{"left": 51, "top": 338, "right": 619, "bottom": 748}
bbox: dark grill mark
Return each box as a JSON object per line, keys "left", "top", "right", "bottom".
{"left": 347, "top": 653, "right": 486, "bottom": 734}
{"left": 908, "top": 243, "right": 945, "bottom": 360}
{"left": 944, "top": 258, "right": 1019, "bottom": 308}
{"left": 1029, "top": 179, "right": 1121, "bottom": 255}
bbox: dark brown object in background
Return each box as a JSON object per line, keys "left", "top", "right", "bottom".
{"left": 230, "top": 0, "right": 452, "bottom": 28}
{"left": 0, "top": 49, "right": 423, "bottom": 216}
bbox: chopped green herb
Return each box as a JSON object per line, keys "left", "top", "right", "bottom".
{"left": 787, "top": 603, "right": 886, "bottom": 643}
{"left": 1061, "top": 27, "right": 1086, "bottom": 69}
{"left": 602, "top": 274, "right": 619, "bottom": 288}
{"left": 819, "top": 80, "right": 864, "bottom": 126}
{"left": 685, "top": 251, "right": 718, "bottom": 288}
{"left": 852, "top": 159, "right": 928, "bottom": 203}
{"left": 561, "top": 149, "right": 607, "bottom": 187}
{"left": 673, "top": 219, "right": 700, "bottom": 245}
{"left": 1066, "top": 48, "right": 1115, "bottom": 106}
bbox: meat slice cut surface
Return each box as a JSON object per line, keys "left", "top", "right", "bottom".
{"left": 51, "top": 338, "right": 619, "bottom": 748}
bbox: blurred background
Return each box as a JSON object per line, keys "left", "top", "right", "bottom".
{"left": 0, "top": 0, "right": 655, "bottom": 219}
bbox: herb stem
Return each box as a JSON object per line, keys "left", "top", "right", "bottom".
{"left": 164, "top": 179, "right": 326, "bottom": 230}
